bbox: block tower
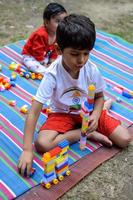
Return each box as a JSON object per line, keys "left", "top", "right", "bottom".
{"left": 79, "top": 84, "right": 96, "bottom": 150}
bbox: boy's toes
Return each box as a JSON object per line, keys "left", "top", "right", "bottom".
{"left": 87, "top": 132, "right": 113, "bottom": 147}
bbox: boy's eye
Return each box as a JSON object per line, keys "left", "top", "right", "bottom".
{"left": 84, "top": 52, "right": 89, "bottom": 56}
{"left": 70, "top": 53, "right": 78, "bottom": 56}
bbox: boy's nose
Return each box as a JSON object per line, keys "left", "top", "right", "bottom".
{"left": 77, "top": 56, "right": 85, "bottom": 64}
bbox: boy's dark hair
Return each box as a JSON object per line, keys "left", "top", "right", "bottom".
{"left": 43, "top": 3, "right": 67, "bottom": 20}
{"left": 56, "top": 14, "right": 96, "bottom": 51}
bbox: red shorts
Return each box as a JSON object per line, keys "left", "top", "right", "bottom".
{"left": 40, "top": 110, "right": 121, "bottom": 137}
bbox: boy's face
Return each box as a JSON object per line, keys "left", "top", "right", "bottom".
{"left": 61, "top": 48, "right": 89, "bottom": 75}
{"left": 46, "top": 12, "right": 67, "bottom": 34}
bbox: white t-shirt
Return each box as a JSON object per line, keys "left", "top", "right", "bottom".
{"left": 35, "top": 56, "right": 106, "bottom": 114}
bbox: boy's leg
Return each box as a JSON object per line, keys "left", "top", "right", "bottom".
{"left": 34, "top": 129, "right": 81, "bottom": 153}
{"left": 108, "top": 125, "right": 131, "bottom": 148}
{"left": 96, "top": 108, "right": 131, "bottom": 148}
{"left": 35, "top": 128, "right": 115, "bottom": 153}
{"left": 87, "top": 131, "right": 113, "bottom": 147}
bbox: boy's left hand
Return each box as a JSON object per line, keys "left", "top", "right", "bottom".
{"left": 87, "top": 113, "right": 99, "bottom": 133}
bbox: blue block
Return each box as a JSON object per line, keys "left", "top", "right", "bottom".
{"left": 84, "top": 101, "right": 93, "bottom": 111}
{"left": 43, "top": 171, "right": 55, "bottom": 178}
{"left": 122, "top": 91, "right": 132, "bottom": 99}
{"left": 56, "top": 161, "right": 68, "bottom": 170}
{"left": 42, "top": 173, "right": 57, "bottom": 183}
{"left": 58, "top": 139, "right": 69, "bottom": 148}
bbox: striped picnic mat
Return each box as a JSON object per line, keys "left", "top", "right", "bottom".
{"left": 0, "top": 30, "right": 133, "bottom": 199}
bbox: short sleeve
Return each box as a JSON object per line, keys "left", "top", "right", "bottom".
{"left": 35, "top": 73, "right": 56, "bottom": 104}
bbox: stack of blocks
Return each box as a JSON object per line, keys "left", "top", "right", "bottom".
{"left": 80, "top": 84, "right": 96, "bottom": 150}
{"left": 41, "top": 139, "right": 70, "bottom": 189}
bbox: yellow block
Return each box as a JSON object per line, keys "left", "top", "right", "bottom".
{"left": 42, "top": 153, "right": 56, "bottom": 163}
{"left": 45, "top": 165, "right": 55, "bottom": 173}
{"left": 56, "top": 156, "right": 64, "bottom": 165}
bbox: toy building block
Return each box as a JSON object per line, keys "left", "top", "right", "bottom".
{"left": 0, "top": 75, "right": 16, "bottom": 92}
{"left": 79, "top": 84, "right": 96, "bottom": 150}
{"left": 10, "top": 72, "right": 17, "bottom": 81}
{"left": 9, "top": 62, "right": 22, "bottom": 72}
{"left": 20, "top": 105, "right": 28, "bottom": 114}
{"left": 31, "top": 73, "right": 43, "bottom": 80}
{"left": 24, "top": 167, "right": 36, "bottom": 177}
{"left": 41, "top": 139, "right": 70, "bottom": 189}
{"left": 20, "top": 71, "right": 31, "bottom": 79}
{"left": 112, "top": 86, "right": 133, "bottom": 99}
{"left": 9, "top": 100, "right": 16, "bottom": 106}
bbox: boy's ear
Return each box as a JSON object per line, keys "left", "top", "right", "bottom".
{"left": 55, "top": 43, "right": 62, "bottom": 55}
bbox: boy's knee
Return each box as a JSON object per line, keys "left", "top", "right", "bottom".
{"left": 34, "top": 138, "right": 50, "bottom": 153}
{"left": 116, "top": 129, "right": 131, "bottom": 148}
{"left": 119, "top": 133, "right": 131, "bottom": 148}
{"left": 110, "top": 126, "right": 131, "bottom": 148}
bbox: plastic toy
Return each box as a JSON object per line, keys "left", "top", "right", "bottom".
{"left": 24, "top": 167, "right": 36, "bottom": 177}
{"left": 20, "top": 71, "right": 31, "bottom": 79}
{"left": 9, "top": 62, "right": 43, "bottom": 80}
{"left": 0, "top": 76, "right": 11, "bottom": 90}
{"left": 9, "top": 100, "right": 16, "bottom": 106}
{"left": 112, "top": 86, "right": 133, "bottom": 99}
{"left": 20, "top": 105, "right": 28, "bottom": 114}
{"left": 0, "top": 84, "right": 5, "bottom": 91}
{"left": 10, "top": 72, "right": 17, "bottom": 81}
{"left": 41, "top": 139, "right": 70, "bottom": 189}
{"left": 79, "top": 84, "right": 95, "bottom": 150}
{"left": 31, "top": 73, "right": 43, "bottom": 80}
{"left": 0, "top": 75, "right": 16, "bottom": 92}
{"left": 9, "top": 62, "right": 22, "bottom": 72}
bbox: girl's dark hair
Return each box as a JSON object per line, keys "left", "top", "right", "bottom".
{"left": 43, "top": 3, "right": 67, "bottom": 20}
{"left": 56, "top": 14, "right": 96, "bottom": 51}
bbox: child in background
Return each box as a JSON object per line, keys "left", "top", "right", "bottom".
{"left": 18, "top": 14, "right": 131, "bottom": 176}
{"left": 22, "top": 2, "right": 67, "bottom": 74}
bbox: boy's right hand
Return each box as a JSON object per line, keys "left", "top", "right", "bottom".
{"left": 18, "top": 150, "right": 33, "bottom": 177}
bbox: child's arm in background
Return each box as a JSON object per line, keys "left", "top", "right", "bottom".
{"left": 18, "top": 100, "right": 43, "bottom": 176}
{"left": 88, "top": 91, "right": 104, "bottom": 132}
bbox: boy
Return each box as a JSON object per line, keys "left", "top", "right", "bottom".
{"left": 18, "top": 14, "right": 131, "bottom": 176}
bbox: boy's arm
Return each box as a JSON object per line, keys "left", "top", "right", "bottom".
{"left": 18, "top": 100, "right": 43, "bottom": 176}
{"left": 93, "top": 91, "right": 104, "bottom": 119}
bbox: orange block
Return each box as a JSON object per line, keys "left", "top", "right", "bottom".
{"left": 49, "top": 147, "right": 62, "bottom": 157}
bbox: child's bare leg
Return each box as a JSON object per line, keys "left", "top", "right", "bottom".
{"left": 87, "top": 125, "right": 131, "bottom": 148}
{"left": 34, "top": 129, "right": 81, "bottom": 153}
{"left": 109, "top": 125, "right": 131, "bottom": 148}
{"left": 35, "top": 128, "right": 115, "bottom": 153}
{"left": 87, "top": 131, "right": 113, "bottom": 147}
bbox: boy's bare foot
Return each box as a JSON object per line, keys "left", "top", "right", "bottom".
{"left": 87, "top": 131, "right": 113, "bottom": 147}
{"left": 103, "top": 98, "right": 113, "bottom": 111}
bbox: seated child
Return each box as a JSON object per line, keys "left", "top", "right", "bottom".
{"left": 18, "top": 14, "right": 131, "bottom": 176}
{"left": 22, "top": 2, "right": 67, "bottom": 74}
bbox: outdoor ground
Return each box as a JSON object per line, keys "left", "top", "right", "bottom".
{"left": 0, "top": 0, "right": 133, "bottom": 199}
